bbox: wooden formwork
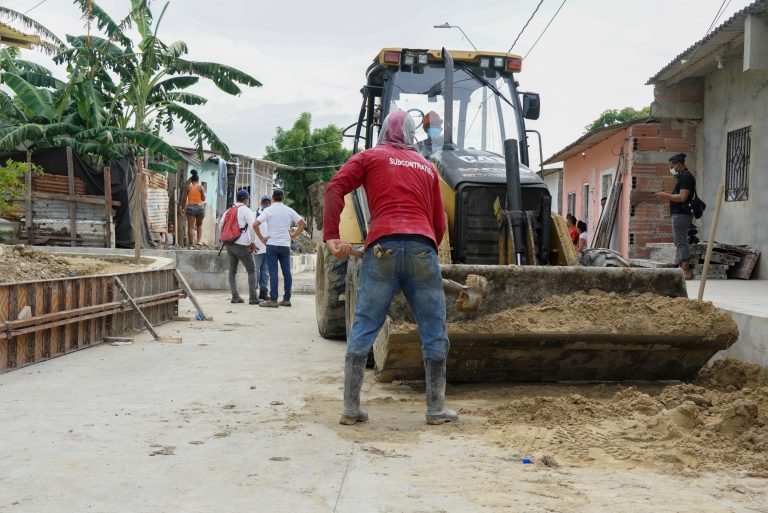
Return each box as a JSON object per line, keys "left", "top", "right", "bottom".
{"left": 0, "top": 268, "right": 183, "bottom": 372}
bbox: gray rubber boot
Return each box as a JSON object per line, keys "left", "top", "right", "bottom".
{"left": 339, "top": 356, "right": 369, "bottom": 425}
{"left": 424, "top": 359, "right": 458, "bottom": 425}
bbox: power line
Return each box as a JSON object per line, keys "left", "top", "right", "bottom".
{"left": 523, "top": 0, "right": 568, "bottom": 60}
{"left": 23, "top": 0, "right": 49, "bottom": 15}
{"left": 686, "top": 0, "right": 732, "bottom": 65}
{"left": 507, "top": 0, "right": 544, "bottom": 53}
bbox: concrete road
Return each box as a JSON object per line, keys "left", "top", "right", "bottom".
{"left": 1, "top": 292, "right": 766, "bottom": 513}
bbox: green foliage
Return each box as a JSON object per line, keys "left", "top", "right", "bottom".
{"left": 264, "top": 112, "right": 351, "bottom": 217}
{"left": 584, "top": 106, "right": 651, "bottom": 133}
{"left": 0, "top": 158, "right": 42, "bottom": 215}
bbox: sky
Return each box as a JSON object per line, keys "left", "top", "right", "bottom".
{"left": 2, "top": 0, "right": 754, "bottom": 168}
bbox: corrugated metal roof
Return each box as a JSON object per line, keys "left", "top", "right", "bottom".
{"left": 0, "top": 22, "right": 42, "bottom": 48}
{"left": 146, "top": 188, "right": 169, "bottom": 233}
{"left": 647, "top": 0, "right": 768, "bottom": 84}
{"left": 543, "top": 120, "right": 647, "bottom": 165}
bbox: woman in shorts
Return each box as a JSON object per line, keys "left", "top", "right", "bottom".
{"left": 181, "top": 169, "right": 206, "bottom": 248}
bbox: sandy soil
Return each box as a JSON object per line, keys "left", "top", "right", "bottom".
{"left": 396, "top": 290, "right": 739, "bottom": 343}
{"left": 0, "top": 244, "right": 153, "bottom": 283}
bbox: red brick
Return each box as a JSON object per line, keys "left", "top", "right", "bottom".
{"left": 634, "top": 137, "right": 667, "bottom": 151}
{"left": 631, "top": 125, "right": 661, "bottom": 138}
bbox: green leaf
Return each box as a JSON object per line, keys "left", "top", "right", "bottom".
{"left": 148, "top": 161, "right": 177, "bottom": 173}
{"left": 1, "top": 72, "right": 55, "bottom": 120}
{"left": 149, "top": 76, "right": 198, "bottom": 96}
{"left": 116, "top": 128, "right": 183, "bottom": 161}
{"left": 166, "top": 104, "right": 230, "bottom": 159}
{"left": 170, "top": 59, "right": 262, "bottom": 95}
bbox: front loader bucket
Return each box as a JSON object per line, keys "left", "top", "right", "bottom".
{"left": 373, "top": 265, "right": 738, "bottom": 383}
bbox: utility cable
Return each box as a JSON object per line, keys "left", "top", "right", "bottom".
{"left": 508, "top": 0, "right": 544, "bottom": 53}
{"left": 523, "top": 0, "right": 568, "bottom": 60}
{"left": 23, "top": 0, "right": 49, "bottom": 15}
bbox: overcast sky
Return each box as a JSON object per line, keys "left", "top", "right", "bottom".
{"left": 4, "top": 0, "right": 753, "bottom": 167}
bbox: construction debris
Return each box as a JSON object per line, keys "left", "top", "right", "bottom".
{"left": 645, "top": 242, "right": 761, "bottom": 279}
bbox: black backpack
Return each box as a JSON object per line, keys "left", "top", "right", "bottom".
{"left": 688, "top": 182, "right": 706, "bottom": 219}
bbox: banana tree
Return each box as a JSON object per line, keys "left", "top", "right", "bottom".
{"left": 60, "top": 0, "right": 262, "bottom": 160}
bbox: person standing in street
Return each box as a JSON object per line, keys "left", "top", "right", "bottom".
{"left": 180, "top": 169, "right": 206, "bottom": 249}
{"left": 220, "top": 189, "right": 259, "bottom": 304}
{"left": 254, "top": 189, "right": 306, "bottom": 307}
{"left": 323, "top": 110, "right": 457, "bottom": 427}
{"left": 655, "top": 153, "right": 695, "bottom": 280}
{"left": 254, "top": 195, "right": 272, "bottom": 301}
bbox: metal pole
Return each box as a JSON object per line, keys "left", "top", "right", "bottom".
{"left": 697, "top": 184, "right": 725, "bottom": 300}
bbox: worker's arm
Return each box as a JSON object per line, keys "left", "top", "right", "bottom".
{"left": 253, "top": 219, "right": 269, "bottom": 245}
{"left": 655, "top": 189, "right": 690, "bottom": 203}
{"left": 431, "top": 172, "right": 446, "bottom": 247}
{"left": 324, "top": 154, "right": 366, "bottom": 258}
{"left": 291, "top": 218, "right": 307, "bottom": 239}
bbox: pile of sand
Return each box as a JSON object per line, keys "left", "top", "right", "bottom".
{"left": 394, "top": 290, "right": 739, "bottom": 343}
{"left": 0, "top": 244, "right": 149, "bottom": 283}
{"left": 462, "top": 359, "right": 768, "bottom": 472}
{"left": 453, "top": 290, "right": 738, "bottom": 340}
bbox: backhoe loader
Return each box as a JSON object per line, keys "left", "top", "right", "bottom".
{"left": 314, "top": 47, "right": 735, "bottom": 382}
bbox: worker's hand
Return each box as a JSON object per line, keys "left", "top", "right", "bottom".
{"left": 654, "top": 191, "right": 669, "bottom": 200}
{"left": 327, "top": 239, "right": 352, "bottom": 259}
{"left": 249, "top": 242, "right": 256, "bottom": 253}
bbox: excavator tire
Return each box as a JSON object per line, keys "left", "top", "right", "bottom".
{"left": 315, "top": 243, "right": 348, "bottom": 339}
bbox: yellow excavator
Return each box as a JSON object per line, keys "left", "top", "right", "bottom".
{"left": 314, "top": 47, "right": 733, "bottom": 382}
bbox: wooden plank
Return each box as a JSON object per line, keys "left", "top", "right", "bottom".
{"left": 60, "top": 281, "right": 71, "bottom": 356}
{"left": 173, "top": 269, "right": 206, "bottom": 320}
{"left": 14, "top": 285, "right": 28, "bottom": 367}
{"left": 0, "top": 287, "right": 9, "bottom": 368}
{"left": 25, "top": 151, "right": 33, "bottom": 245}
{"left": 67, "top": 146, "right": 77, "bottom": 247}
{"left": 114, "top": 277, "right": 159, "bottom": 339}
{"left": 104, "top": 166, "right": 113, "bottom": 248}
{"left": 33, "top": 282, "right": 44, "bottom": 361}
{"left": 31, "top": 191, "right": 121, "bottom": 207}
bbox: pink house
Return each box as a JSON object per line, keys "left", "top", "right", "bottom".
{"left": 543, "top": 119, "right": 697, "bottom": 259}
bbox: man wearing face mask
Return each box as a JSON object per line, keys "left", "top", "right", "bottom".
{"left": 421, "top": 110, "right": 443, "bottom": 155}
{"left": 655, "top": 153, "right": 695, "bottom": 280}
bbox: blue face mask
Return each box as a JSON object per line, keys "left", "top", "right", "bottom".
{"left": 427, "top": 127, "right": 441, "bottom": 139}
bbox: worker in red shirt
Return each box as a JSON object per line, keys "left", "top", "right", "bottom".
{"left": 324, "top": 110, "right": 457, "bottom": 426}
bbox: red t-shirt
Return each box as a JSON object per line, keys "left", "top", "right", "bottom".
{"left": 323, "top": 145, "right": 446, "bottom": 250}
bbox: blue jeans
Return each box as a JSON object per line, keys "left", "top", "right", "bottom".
{"left": 346, "top": 240, "right": 449, "bottom": 361}
{"left": 254, "top": 253, "right": 269, "bottom": 292}
{"left": 266, "top": 245, "right": 292, "bottom": 301}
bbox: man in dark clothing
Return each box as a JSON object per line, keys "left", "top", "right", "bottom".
{"left": 323, "top": 110, "right": 457, "bottom": 426}
{"left": 655, "top": 153, "right": 695, "bottom": 280}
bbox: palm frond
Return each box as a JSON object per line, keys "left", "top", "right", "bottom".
{"left": 0, "top": 122, "right": 79, "bottom": 151}
{"left": 155, "top": 92, "right": 207, "bottom": 106}
{"left": 116, "top": 128, "right": 182, "bottom": 161}
{"left": 170, "top": 59, "right": 262, "bottom": 95}
{"left": 1, "top": 72, "right": 55, "bottom": 120}
{"left": 149, "top": 76, "right": 198, "bottom": 96}
{"left": 0, "top": 6, "right": 64, "bottom": 46}
{"left": 166, "top": 104, "right": 230, "bottom": 159}
{"left": 0, "top": 90, "right": 24, "bottom": 121}
{"left": 148, "top": 161, "right": 177, "bottom": 174}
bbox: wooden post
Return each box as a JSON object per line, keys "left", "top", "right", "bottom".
{"left": 134, "top": 158, "right": 143, "bottom": 262}
{"left": 66, "top": 147, "right": 77, "bottom": 247}
{"left": 173, "top": 269, "right": 208, "bottom": 320}
{"left": 25, "top": 151, "right": 33, "bottom": 246}
{"left": 103, "top": 166, "right": 113, "bottom": 248}
{"left": 697, "top": 184, "right": 725, "bottom": 301}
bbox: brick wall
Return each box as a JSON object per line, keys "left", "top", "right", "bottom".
{"left": 627, "top": 120, "right": 698, "bottom": 259}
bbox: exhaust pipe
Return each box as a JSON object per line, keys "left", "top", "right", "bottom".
{"left": 504, "top": 139, "right": 526, "bottom": 265}
{"left": 441, "top": 48, "right": 454, "bottom": 151}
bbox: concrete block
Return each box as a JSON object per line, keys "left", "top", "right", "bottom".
{"left": 744, "top": 14, "right": 768, "bottom": 72}
{"left": 650, "top": 100, "right": 704, "bottom": 120}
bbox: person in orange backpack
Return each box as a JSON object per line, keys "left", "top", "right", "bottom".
{"left": 219, "top": 189, "right": 259, "bottom": 304}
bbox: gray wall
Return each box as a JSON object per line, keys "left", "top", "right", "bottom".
{"left": 699, "top": 58, "right": 768, "bottom": 278}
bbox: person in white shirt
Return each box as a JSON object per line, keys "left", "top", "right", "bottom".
{"left": 254, "top": 195, "right": 272, "bottom": 300}
{"left": 254, "top": 189, "right": 306, "bottom": 307}
{"left": 219, "top": 189, "right": 258, "bottom": 304}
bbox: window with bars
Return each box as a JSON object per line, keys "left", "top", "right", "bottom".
{"left": 726, "top": 126, "right": 750, "bottom": 201}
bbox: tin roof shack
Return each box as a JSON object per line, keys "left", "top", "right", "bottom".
{"left": 544, "top": 119, "right": 697, "bottom": 259}
{"left": 647, "top": 0, "right": 768, "bottom": 278}
{"left": 174, "top": 148, "right": 277, "bottom": 247}
{"left": 1, "top": 148, "right": 120, "bottom": 248}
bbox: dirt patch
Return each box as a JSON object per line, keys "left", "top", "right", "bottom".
{"left": 393, "top": 290, "right": 739, "bottom": 343}
{"left": 695, "top": 358, "right": 767, "bottom": 391}
{"left": 460, "top": 360, "right": 768, "bottom": 472}
{"left": 0, "top": 244, "right": 152, "bottom": 283}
